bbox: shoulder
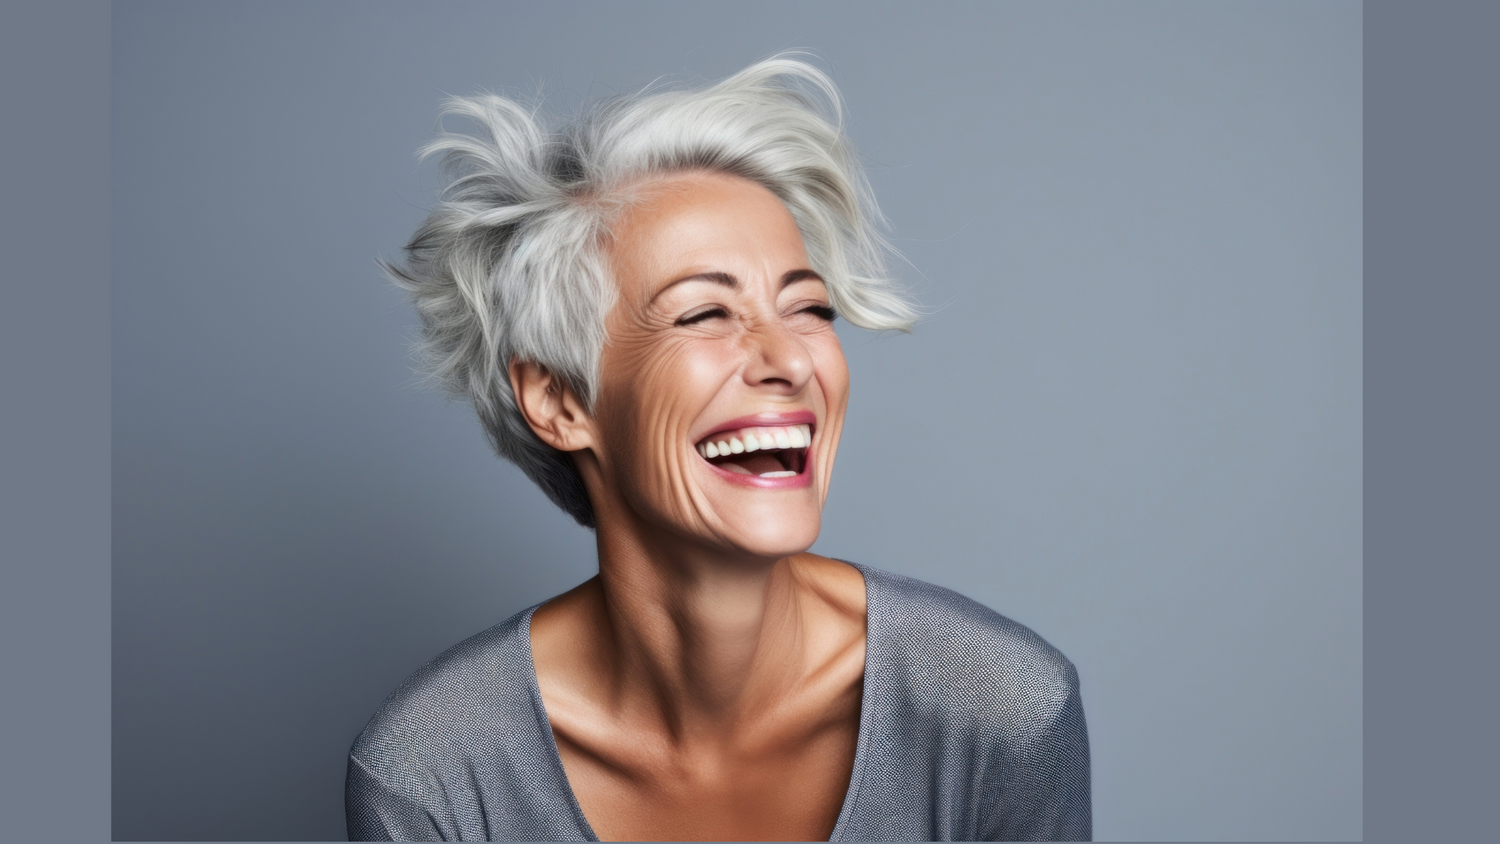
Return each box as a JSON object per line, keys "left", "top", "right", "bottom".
{"left": 854, "top": 564, "right": 1081, "bottom": 738}
{"left": 837, "top": 565, "right": 1092, "bottom": 841}
{"left": 346, "top": 606, "right": 592, "bottom": 840}
{"left": 347, "top": 607, "right": 542, "bottom": 793}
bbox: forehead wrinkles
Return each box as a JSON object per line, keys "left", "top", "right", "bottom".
{"left": 598, "top": 174, "right": 712, "bottom": 267}
{"left": 604, "top": 173, "right": 808, "bottom": 290}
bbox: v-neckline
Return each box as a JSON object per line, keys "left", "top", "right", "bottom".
{"left": 519, "top": 562, "right": 877, "bottom": 842}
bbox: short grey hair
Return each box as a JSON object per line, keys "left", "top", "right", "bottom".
{"left": 383, "top": 56, "right": 918, "bottom": 528}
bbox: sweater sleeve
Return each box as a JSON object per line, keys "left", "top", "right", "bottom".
{"left": 982, "top": 664, "right": 1092, "bottom": 842}
{"left": 345, "top": 753, "right": 448, "bottom": 842}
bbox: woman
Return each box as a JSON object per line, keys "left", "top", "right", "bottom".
{"left": 347, "top": 57, "right": 1090, "bottom": 841}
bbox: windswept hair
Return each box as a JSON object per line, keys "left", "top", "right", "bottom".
{"left": 383, "top": 56, "right": 918, "bottom": 527}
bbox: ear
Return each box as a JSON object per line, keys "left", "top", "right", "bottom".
{"left": 509, "top": 359, "right": 596, "bottom": 452}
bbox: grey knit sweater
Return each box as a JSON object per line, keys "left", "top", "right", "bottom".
{"left": 346, "top": 563, "right": 1091, "bottom": 841}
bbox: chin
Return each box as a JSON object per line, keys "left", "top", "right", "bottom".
{"left": 714, "top": 508, "right": 823, "bottom": 561}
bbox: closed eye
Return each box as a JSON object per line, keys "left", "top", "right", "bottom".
{"left": 675, "top": 306, "right": 731, "bottom": 326}
{"left": 800, "top": 304, "right": 837, "bottom": 322}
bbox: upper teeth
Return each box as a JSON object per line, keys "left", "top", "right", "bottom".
{"left": 697, "top": 424, "right": 812, "bottom": 458}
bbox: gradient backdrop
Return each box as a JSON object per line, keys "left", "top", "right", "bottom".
{"left": 112, "top": 1, "right": 1362, "bottom": 839}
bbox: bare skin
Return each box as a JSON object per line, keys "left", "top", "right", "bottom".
{"left": 514, "top": 172, "right": 868, "bottom": 840}
{"left": 530, "top": 555, "right": 865, "bottom": 841}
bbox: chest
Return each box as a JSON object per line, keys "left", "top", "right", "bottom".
{"left": 553, "top": 715, "right": 860, "bottom": 841}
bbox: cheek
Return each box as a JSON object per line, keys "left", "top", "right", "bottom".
{"left": 599, "top": 310, "right": 732, "bottom": 405}
{"left": 595, "top": 335, "right": 735, "bottom": 462}
{"left": 810, "top": 337, "right": 849, "bottom": 502}
{"left": 811, "top": 335, "right": 850, "bottom": 403}
{"left": 593, "top": 336, "right": 738, "bottom": 526}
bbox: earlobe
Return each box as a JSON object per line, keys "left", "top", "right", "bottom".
{"left": 508, "top": 359, "right": 595, "bottom": 452}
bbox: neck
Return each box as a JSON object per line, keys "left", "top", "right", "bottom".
{"left": 585, "top": 516, "right": 813, "bottom": 742}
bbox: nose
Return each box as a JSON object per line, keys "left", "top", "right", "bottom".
{"left": 740, "top": 317, "right": 814, "bottom": 395}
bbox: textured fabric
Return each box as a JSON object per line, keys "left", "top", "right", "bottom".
{"left": 346, "top": 564, "right": 1091, "bottom": 841}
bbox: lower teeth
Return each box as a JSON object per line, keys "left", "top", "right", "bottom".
{"left": 759, "top": 471, "right": 797, "bottom": 478}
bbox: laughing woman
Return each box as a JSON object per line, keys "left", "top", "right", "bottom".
{"left": 347, "top": 57, "right": 1090, "bottom": 842}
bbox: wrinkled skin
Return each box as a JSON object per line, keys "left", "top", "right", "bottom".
{"left": 513, "top": 172, "right": 868, "bottom": 840}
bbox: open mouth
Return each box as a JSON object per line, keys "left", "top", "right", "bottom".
{"left": 695, "top": 424, "right": 812, "bottom": 479}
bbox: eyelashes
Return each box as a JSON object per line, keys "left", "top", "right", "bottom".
{"left": 673, "top": 304, "right": 838, "bottom": 327}
{"left": 675, "top": 307, "right": 730, "bottom": 326}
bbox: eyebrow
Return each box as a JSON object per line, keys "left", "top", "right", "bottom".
{"left": 650, "top": 268, "right": 825, "bottom": 303}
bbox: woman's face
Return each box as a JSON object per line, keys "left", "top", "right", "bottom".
{"left": 587, "top": 171, "right": 848, "bottom": 559}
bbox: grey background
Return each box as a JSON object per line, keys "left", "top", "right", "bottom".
{"left": 112, "top": 1, "right": 1361, "bottom": 841}
{"left": 3, "top": 2, "right": 112, "bottom": 843}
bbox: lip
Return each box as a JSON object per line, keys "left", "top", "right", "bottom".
{"left": 695, "top": 409, "right": 817, "bottom": 442}
{"left": 694, "top": 409, "right": 817, "bottom": 490}
{"left": 704, "top": 460, "right": 814, "bottom": 489}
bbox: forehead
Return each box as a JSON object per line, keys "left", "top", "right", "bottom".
{"left": 605, "top": 172, "right": 810, "bottom": 295}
